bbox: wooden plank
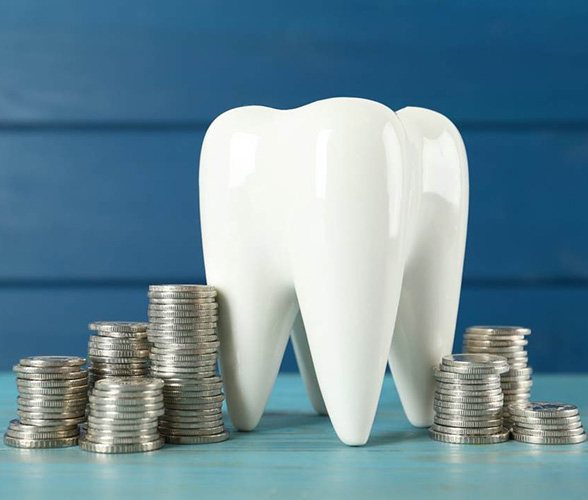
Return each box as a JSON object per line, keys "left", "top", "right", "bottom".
{"left": 0, "top": 285, "right": 586, "bottom": 372}
{"left": 0, "top": 0, "right": 587, "bottom": 123}
{"left": 0, "top": 130, "right": 205, "bottom": 280}
{"left": 0, "top": 128, "right": 587, "bottom": 280}
{"left": 1, "top": 373, "right": 586, "bottom": 498}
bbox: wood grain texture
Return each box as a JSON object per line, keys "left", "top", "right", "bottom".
{"left": 0, "top": 373, "right": 586, "bottom": 499}
{"left": 0, "top": 128, "right": 587, "bottom": 280}
{"left": 0, "top": 285, "right": 586, "bottom": 372}
{"left": 0, "top": 0, "right": 587, "bottom": 123}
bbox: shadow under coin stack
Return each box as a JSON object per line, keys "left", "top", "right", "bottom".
{"left": 80, "top": 377, "right": 165, "bottom": 453}
{"left": 430, "top": 354, "right": 510, "bottom": 444}
{"left": 87, "top": 322, "right": 150, "bottom": 392}
{"left": 463, "top": 326, "right": 533, "bottom": 429}
{"left": 147, "top": 284, "right": 229, "bottom": 444}
{"left": 4, "top": 356, "right": 88, "bottom": 448}
{"left": 510, "top": 402, "right": 587, "bottom": 445}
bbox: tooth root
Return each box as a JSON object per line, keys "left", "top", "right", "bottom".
{"left": 292, "top": 112, "right": 408, "bottom": 445}
{"left": 214, "top": 276, "right": 297, "bottom": 431}
{"left": 291, "top": 312, "right": 327, "bottom": 416}
{"left": 390, "top": 107, "right": 469, "bottom": 427}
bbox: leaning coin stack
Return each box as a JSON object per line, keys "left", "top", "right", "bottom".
{"left": 87, "top": 321, "right": 150, "bottom": 392}
{"left": 463, "top": 326, "right": 533, "bottom": 428}
{"left": 429, "top": 353, "right": 511, "bottom": 444}
{"left": 79, "top": 377, "right": 165, "bottom": 453}
{"left": 4, "top": 356, "right": 88, "bottom": 448}
{"left": 147, "top": 284, "right": 229, "bottom": 444}
{"left": 510, "top": 402, "right": 587, "bottom": 445}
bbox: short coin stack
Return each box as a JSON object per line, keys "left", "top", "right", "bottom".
{"left": 87, "top": 321, "right": 150, "bottom": 391}
{"left": 80, "top": 377, "right": 165, "bottom": 453}
{"left": 148, "top": 284, "right": 228, "bottom": 444}
{"left": 4, "top": 356, "right": 88, "bottom": 448}
{"left": 463, "top": 326, "right": 533, "bottom": 428}
{"left": 510, "top": 402, "right": 587, "bottom": 445}
{"left": 430, "top": 353, "right": 511, "bottom": 444}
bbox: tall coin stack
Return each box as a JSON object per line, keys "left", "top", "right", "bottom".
{"left": 430, "top": 353, "right": 511, "bottom": 444}
{"left": 147, "top": 284, "right": 229, "bottom": 444}
{"left": 87, "top": 321, "right": 150, "bottom": 392}
{"left": 4, "top": 356, "right": 88, "bottom": 448}
{"left": 463, "top": 326, "right": 533, "bottom": 428}
{"left": 80, "top": 377, "right": 165, "bottom": 453}
{"left": 509, "top": 402, "right": 587, "bottom": 445}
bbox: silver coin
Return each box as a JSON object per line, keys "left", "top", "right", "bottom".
{"left": 149, "top": 317, "right": 218, "bottom": 326}
{"left": 464, "top": 345, "right": 525, "bottom": 354}
{"left": 4, "top": 434, "right": 79, "bottom": 448}
{"left": 434, "top": 399, "right": 503, "bottom": 411}
{"left": 435, "top": 386, "right": 503, "bottom": 395}
{"left": 88, "top": 347, "right": 150, "bottom": 357}
{"left": 90, "top": 388, "right": 161, "bottom": 399}
{"left": 502, "top": 367, "right": 533, "bottom": 377}
{"left": 14, "top": 364, "right": 86, "bottom": 375}
{"left": 159, "top": 424, "right": 226, "bottom": 436}
{"left": 89, "top": 321, "right": 148, "bottom": 333}
{"left": 150, "top": 360, "right": 217, "bottom": 369}
{"left": 466, "top": 326, "right": 531, "bottom": 336}
{"left": 512, "top": 432, "right": 586, "bottom": 445}
{"left": 440, "top": 354, "right": 508, "bottom": 372}
{"left": 17, "top": 385, "right": 88, "bottom": 396}
{"left": 94, "top": 377, "right": 164, "bottom": 392}
{"left": 512, "top": 414, "right": 581, "bottom": 426}
{"left": 463, "top": 337, "right": 528, "bottom": 347}
{"left": 149, "top": 303, "right": 218, "bottom": 311}
{"left": 7, "top": 419, "right": 79, "bottom": 436}
{"left": 151, "top": 371, "right": 218, "bottom": 380}
{"left": 19, "top": 356, "right": 86, "bottom": 368}
{"left": 159, "top": 421, "right": 223, "bottom": 431}
{"left": 429, "top": 427, "right": 510, "bottom": 444}
{"left": 17, "top": 378, "right": 88, "bottom": 389}
{"left": 164, "top": 431, "right": 229, "bottom": 445}
{"left": 90, "top": 409, "right": 164, "bottom": 419}
{"left": 16, "top": 371, "right": 88, "bottom": 381}
{"left": 150, "top": 297, "right": 216, "bottom": 305}
{"left": 148, "top": 289, "right": 217, "bottom": 299}
{"left": 512, "top": 425, "right": 585, "bottom": 437}
{"left": 149, "top": 284, "right": 216, "bottom": 293}
{"left": 433, "top": 406, "right": 503, "bottom": 417}
{"left": 79, "top": 435, "right": 164, "bottom": 453}
{"left": 17, "top": 396, "right": 87, "bottom": 407}
{"left": 18, "top": 415, "right": 86, "bottom": 427}
{"left": 430, "top": 424, "right": 503, "bottom": 435}
{"left": 434, "top": 369, "right": 501, "bottom": 383}
{"left": 508, "top": 402, "right": 579, "bottom": 419}
{"left": 90, "top": 395, "right": 163, "bottom": 405}
{"left": 163, "top": 394, "right": 224, "bottom": 404}
{"left": 160, "top": 409, "right": 222, "bottom": 420}
{"left": 434, "top": 394, "right": 503, "bottom": 405}
{"left": 84, "top": 432, "right": 161, "bottom": 444}
{"left": 87, "top": 415, "right": 159, "bottom": 427}
{"left": 89, "top": 400, "right": 164, "bottom": 410}
{"left": 434, "top": 416, "right": 502, "bottom": 428}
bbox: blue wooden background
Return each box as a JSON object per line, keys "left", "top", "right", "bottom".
{"left": 0, "top": 1, "right": 587, "bottom": 372}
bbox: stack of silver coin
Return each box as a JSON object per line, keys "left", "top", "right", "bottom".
{"left": 87, "top": 321, "right": 150, "bottom": 391}
{"left": 4, "top": 356, "right": 88, "bottom": 448}
{"left": 509, "top": 402, "right": 587, "bottom": 445}
{"left": 430, "top": 353, "right": 511, "bottom": 444}
{"left": 79, "top": 377, "right": 165, "bottom": 453}
{"left": 147, "top": 284, "right": 228, "bottom": 444}
{"left": 463, "top": 326, "right": 533, "bottom": 428}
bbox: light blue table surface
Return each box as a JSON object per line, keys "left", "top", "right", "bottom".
{"left": 0, "top": 372, "right": 586, "bottom": 499}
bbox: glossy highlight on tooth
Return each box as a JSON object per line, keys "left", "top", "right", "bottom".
{"left": 199, "top": 97, "right": 469, "bottom": 446}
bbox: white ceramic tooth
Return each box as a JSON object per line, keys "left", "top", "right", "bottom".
{"left": 389, "top": 107, "right": 469, "bottom": 427}
{"left": 200, "top": 98, "right": 469, "bottom": 446}
{"left": 290, "top": 312, "right": 327, "bottom": 416}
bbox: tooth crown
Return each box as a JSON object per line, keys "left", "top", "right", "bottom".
{"left": 199, "top": 98, "right": 468, "bottom": 446}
